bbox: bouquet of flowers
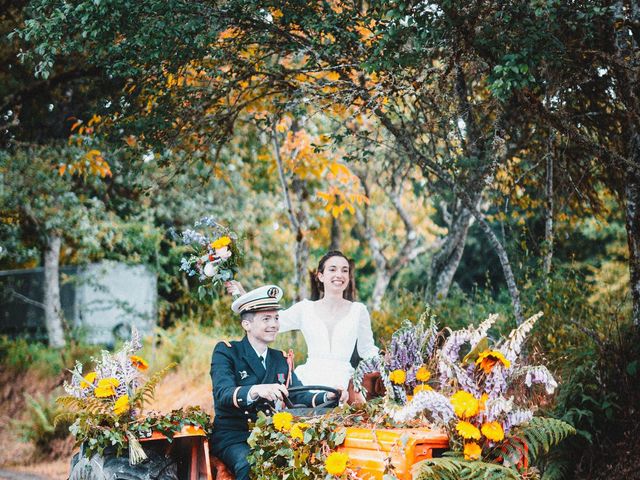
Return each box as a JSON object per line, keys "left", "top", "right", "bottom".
{"left": 56, "top": 329, "right": 210, "bottom": 464}
{"left": 178, "top": 217, "right": 241, "bottom": 299}
{"left": 353, "top": 311, "right": 575, "bottom": 478}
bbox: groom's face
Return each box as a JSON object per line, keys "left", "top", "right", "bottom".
{"left": 243, "top": 310, "right": 280, "bottom": 344}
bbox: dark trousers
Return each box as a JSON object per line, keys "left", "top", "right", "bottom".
{"left": 213, "top": 441, "right": 250, "bottom": 480}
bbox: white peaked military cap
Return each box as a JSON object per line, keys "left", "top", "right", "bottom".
{"left": 231, "top": 285, "right": 284, "bottom": 314}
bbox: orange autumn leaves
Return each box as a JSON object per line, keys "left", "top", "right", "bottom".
{"left": 267, "top": 121, "right": 369, "bottom": 218}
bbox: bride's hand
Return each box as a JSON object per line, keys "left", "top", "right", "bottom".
{"left": 225, "top": 280, "right": 246, "bottom": 296}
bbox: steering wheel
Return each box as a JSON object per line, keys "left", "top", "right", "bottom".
{"left": 283, "top": 385, "right": 341, "bottom": 409}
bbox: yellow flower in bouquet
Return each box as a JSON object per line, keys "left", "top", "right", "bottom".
{"left": 94, "top": 378, "right": 120, "bottom": 397}
{"left": 211, "top": 236, "right": 232, "bottom": 249}
{"left": 113, "top": 394, "right": 130, "bottom": 415}
{"left": 130, "top": 355, "right": 149, "bottom": 371}
{"left": 450, "top": 390, "right": 479, "bottom": 418}
{"left": 475, "top": 350, "right": 511, "bottom": 374}
{"left": 290, "top": 422, "right": 310, "bottom": 441}
{"left": 479, "top": 393, "right": 488, "bottom": 412}
{"left": 413, "top": 384, "right": 433, "bottom": 394}
{"left": 464, "top": 441, "right": 482, "bottom": 460}
{"left": 456, "top": 420, "right": 481, "bottom": 440}
{"left": 325, "top": 451, "right": 349, "bottom": 476}
{"left": 481, "top": 421, "right": 505, "bottom": 442}
{"left": 80, "top": 372, "right": 97, "bottom": 389}
{"left": 416, "top": 366, "right": 431, "bottom": 382}
{"left": 389, "top": 369, "right": 406, "bottom": 384}
{"left": 273, "top": 411, "right": 294, "bottom": 431}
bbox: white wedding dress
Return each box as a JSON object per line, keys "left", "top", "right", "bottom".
{"left": 279, "top": 299, "right": 379, "bottom": 390}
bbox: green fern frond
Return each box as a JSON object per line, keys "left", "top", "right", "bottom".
{"left": 131, "top": 362, "right": 177, "bottom": 411}
{"left": 53, "top": 412, "right": 78, "bottom": 428}
{"left": 506, "top": 417, "right": 575, "bottom": 465}
{"left": 540, "top": 456, "right": 574, "bottom": 480}
{"left": 56, "top": 395, "right": 113, "bottom": 415}
{"left": 413, "top": 456, "right": 521, "bottom": 480}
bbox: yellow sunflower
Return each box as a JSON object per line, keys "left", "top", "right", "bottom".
{"left": 456, "top": 420, "right": 481, "bottom": 440}
{"left": 94, "top": 377, "right": 119, "bottom": 398}
{"left": 416, "top": 366, "right": 431, "bottom": 382}
{"left": 481, "top": 421, "right": 505, "bottom": 442}
{"left": 325, "top": 451, "right": 349, "bottom": 476}
{"left": 389, "top": 369, "right": 406, "bottom": 384}
{"left": 413, "top": 384, "right": 433, "bottom": 394}
{"left": 80, "top": 371, "right": 97, "bottom": 389}
{"left": 450, "top": 390, "right": 479, "bottom": 418}
{"left": 475, "top": 350, "right": 511, "bottom": 374}
{"left": 272, "top": 411, "right": 294, "bottom": 432}
{"left": 464, "top": 442, "right": 482, "bottom": 460}
{"left": 211, "top": 236, "right": 232, "bottom": 249}
{"left": 290, "top": 422, "right": 310, "bottom": 441}
{"left": 113, "top": 394, "right": 130, "bottom": 415}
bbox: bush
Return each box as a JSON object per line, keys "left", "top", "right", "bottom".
{"left": 13, "top": 391, "right": 72, "bottom": 453}
{"left": 0, "top": 336, "right": 100, "bottom": 377}
{"left": 148, "top": 320, "right": 242, "bottom": 375}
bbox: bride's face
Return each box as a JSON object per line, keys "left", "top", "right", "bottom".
{"left": 318, "top": 255, "right": 350, "bottom": 295}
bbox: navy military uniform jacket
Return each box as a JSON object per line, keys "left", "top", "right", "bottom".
{"left": 210, "top": 336, "right": 318, "bottom": 451}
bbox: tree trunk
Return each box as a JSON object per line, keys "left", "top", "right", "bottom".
{"left": 329, "top": 214, "right": 341, "bottom": 251}
{"left": 543, "top": 140, "right": 554, "bottom": 279}
{"left": 371, "top": 270, "right": 392, "bottom": 311}
{"left": 429, "top": 204, "right": 474, "bottom": 302}
{"left": 272, "top": 127, "right": 309, "bottom": 301}
{"left": 626, "top": 134, "right": 640, "bottom": 327}
{"left": 472, "top": 211, "right": 524, "bottom": 324}
{"left": 43, "top": 233, "right": 65, "bottom": 348}
{"left": 294, "top": 231, "right": 310, "bottom": 301}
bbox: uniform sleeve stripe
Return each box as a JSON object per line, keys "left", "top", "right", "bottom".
{"left": 233, "top": 387, "right": 241, "bottom": 408}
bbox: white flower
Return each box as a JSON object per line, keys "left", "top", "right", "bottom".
{"left": 203, "top": 262, "right": 217, "bottom": 277}
{"left": 215, "top": 246, "right": 232, "bottom": 261}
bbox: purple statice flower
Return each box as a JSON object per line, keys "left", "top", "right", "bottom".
{"left": 439, "top": 359, "right": 479, "bottom": 396}
{"left": 352, "top": 355, "right": 383, "bottom": 395}
{"left": 523, "top": 366, "right": 558, "bottom": 394}
{"left": 484, "top": 365, "right": 509, "bottom": 398}
{"left": 440, "top": 328, "right": 470, "bottom": 365}
{"left": 498, "top": 312, "right": 543, "bottom": 363}
{"left": 64, "top": 361, "right": 88, "bottom": 399}
{"left": 128, "top": 328, "right": 142, "bottom": 353}
{"left": 504, "top": 409, "right": 534, "bottom": 433}
{"left": 387, "top": 325, "right": 422, "bottom": 372}
{"left": 483, "top": 395, "right": 514, "bottom": 422}
{"left": 469, "top": 314, "right": 498, "bottom": 350}
{"left": 423, "top": 315, "right": 439, "bottom": 358}
{"left": 386, "top": 390, "right": 455, "bottom": 424}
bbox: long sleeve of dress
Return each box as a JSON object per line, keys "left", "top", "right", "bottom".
{"left": 278, "top": 300, "right": 306, "bottom": 333}
{"left": 356, "top": 303, "right": 379, "bottom": 359}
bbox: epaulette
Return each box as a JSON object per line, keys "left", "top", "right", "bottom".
{"left": 223, "top": 340, "right": 232, "bottom": 347}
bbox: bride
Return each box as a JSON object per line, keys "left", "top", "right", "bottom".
{"left": 227, "top": 250, "right": 379, "bottom": 392}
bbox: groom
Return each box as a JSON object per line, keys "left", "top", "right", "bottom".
{"left": 210, "top": 285, "right": 333, "bottom": 480}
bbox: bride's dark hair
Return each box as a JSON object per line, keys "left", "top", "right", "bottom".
{"left": 309, "top": 250, "right": 356, "bottom": 301}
